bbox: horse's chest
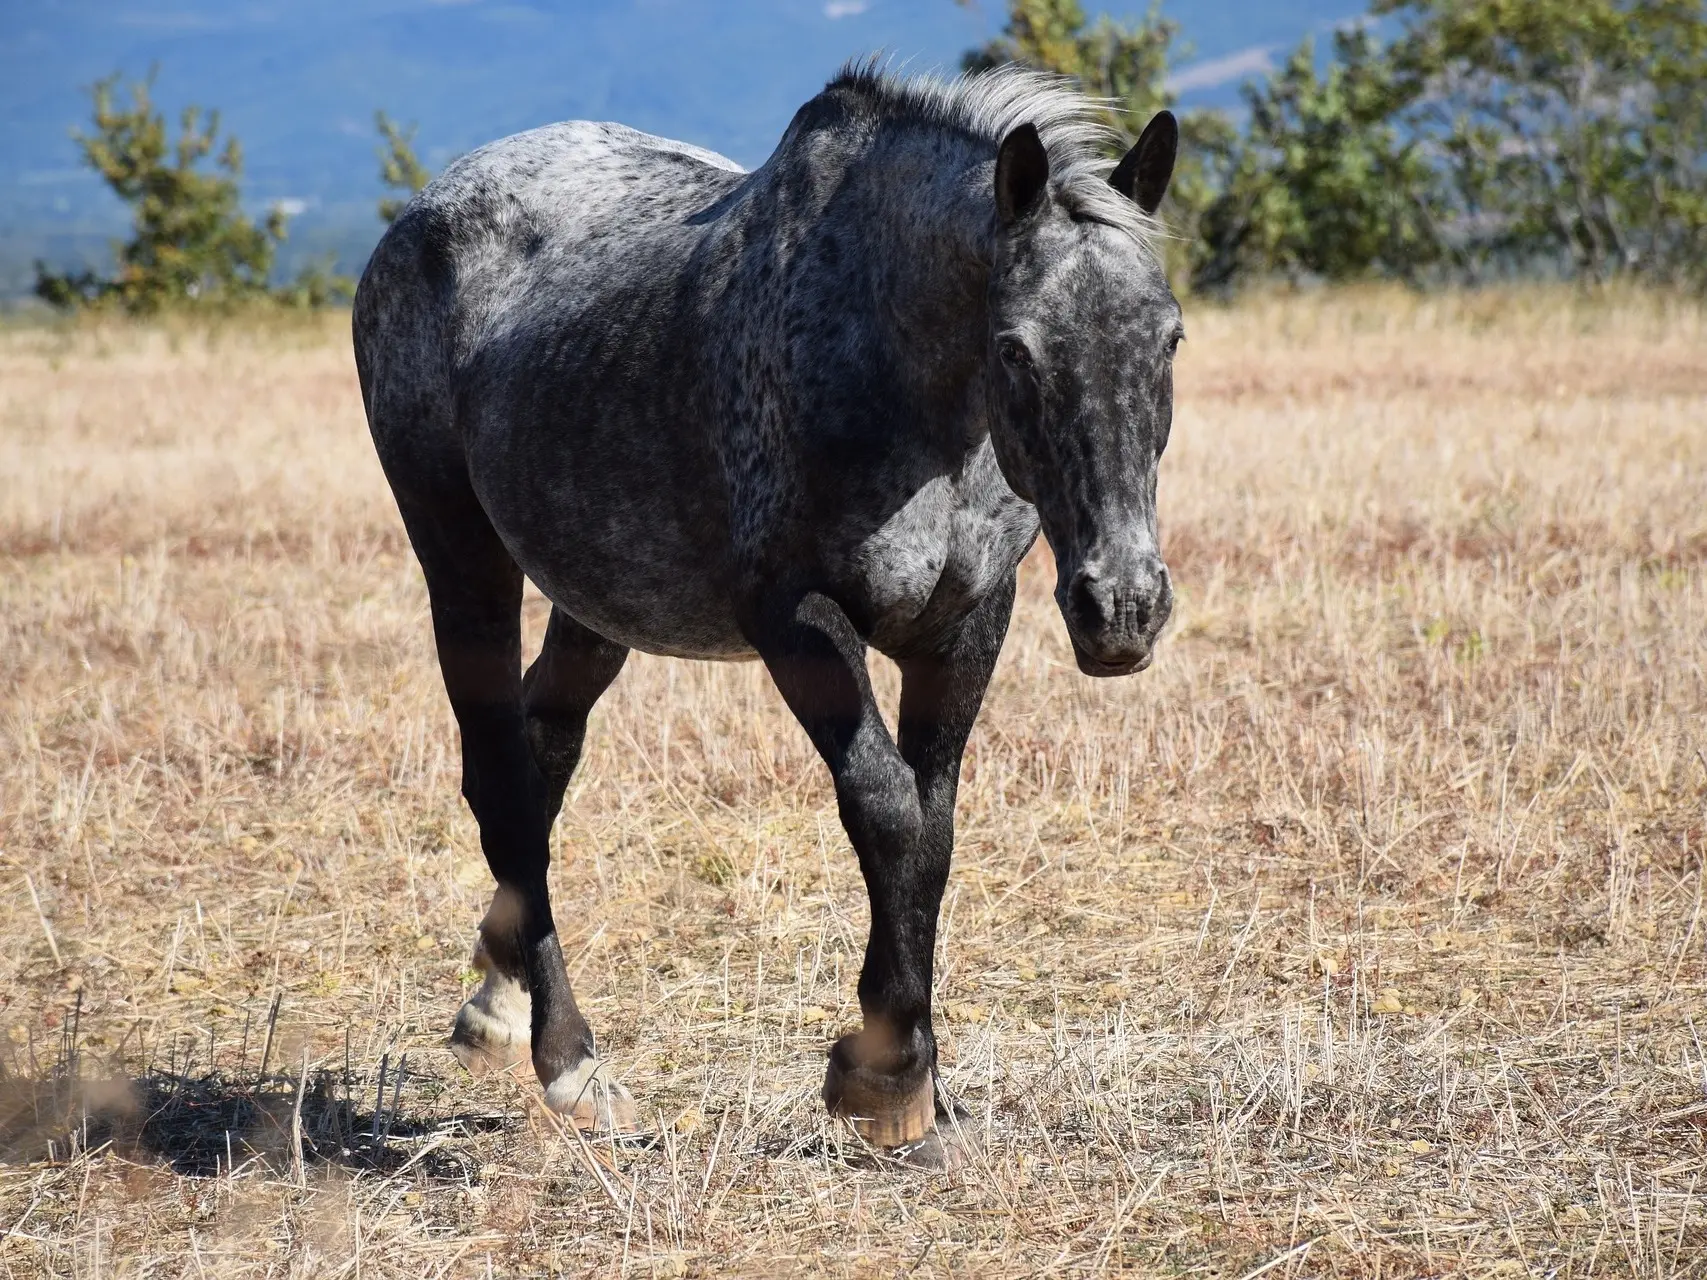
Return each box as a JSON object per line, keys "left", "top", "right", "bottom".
{"left": 839, "top": 475, "right": 1033, "bottom": 648}
{"left": 848, "top": 520, "right": 949, "bottom": 619}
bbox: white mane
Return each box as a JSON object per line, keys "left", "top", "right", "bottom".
{"left": 830, "top": 59, "right": 1161, "bottom": 255}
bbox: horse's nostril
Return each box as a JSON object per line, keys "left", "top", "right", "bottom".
{"left": 1070, "top": 573, "right": 1105, "bottom": 627}
{"left": 1151, "top": 565, "right": 1174, "bottom": 627}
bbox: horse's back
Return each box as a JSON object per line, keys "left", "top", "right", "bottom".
{"left": 356, "top": 120, "right": 743, "bottom": 362}
{"left": 421, "top": 120, "right": 743, "bottom": 275}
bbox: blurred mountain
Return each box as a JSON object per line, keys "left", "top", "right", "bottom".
{"left": 1, "top": 0, "right": 1353, "bottom": 295}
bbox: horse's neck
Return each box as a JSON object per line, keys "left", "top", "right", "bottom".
{"left": 836, "top": 133, "right": 994, "bottom": 442}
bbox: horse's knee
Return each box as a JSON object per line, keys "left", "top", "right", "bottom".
{"left": 834, "top": 744, "right": 923, "bottom": 853}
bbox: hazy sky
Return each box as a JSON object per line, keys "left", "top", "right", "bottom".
{"left": 1, "top": 0, "right": 1353, "bottom": 273}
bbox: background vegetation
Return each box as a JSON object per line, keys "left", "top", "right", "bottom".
{"left": 32, "top": 72, "right": 353, "bottom": 314}
{"left": 31, "top": 0, "right": 1706, "bottom": 311}
{"left": 967, "top": 0, "right": 1707, "bottom": 292}
{"left": 374, "top": 112, "right": 430, "bottom": 228}
{"left": 30, "top": 80, "right": 430, "bottom": 315}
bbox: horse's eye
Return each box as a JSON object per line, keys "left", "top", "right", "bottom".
{"left": 998, "top": 339, "right": 1032, "bottom": 369}
{"left": 1168, "top": 329, "right": 1184, "bottom": 358}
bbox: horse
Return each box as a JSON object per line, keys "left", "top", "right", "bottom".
{"left": 352, "top": 61, "right": 1182, "bottom": 1167}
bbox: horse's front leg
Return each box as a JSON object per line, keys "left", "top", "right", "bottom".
{"left": 747, "top": 583, "right": 1011, "bottom": 1163}
{"left": 884, "top": 575, "right": 1014, "bottom": 1158}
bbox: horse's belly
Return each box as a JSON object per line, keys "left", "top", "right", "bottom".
{"left": 466, "top": 393, "right": 751, "bottom": 659}
{"left": 525, "top": 557, "right": 755, "bottom": 661}
{"left": 480, "top": 473, "right": 752, "bottom": 659}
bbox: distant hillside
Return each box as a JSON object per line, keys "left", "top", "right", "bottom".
{"left": 1, "top": 0, "right": 1351, "bottom": 297}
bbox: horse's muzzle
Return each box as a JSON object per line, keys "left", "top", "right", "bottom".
{"left": 1058, "top": 554, "right": 1172, "bottom": 678}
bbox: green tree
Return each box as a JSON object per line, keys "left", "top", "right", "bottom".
{"left": 1191, "top": 29, "right": 1444, "bottom": 289}
{"left": 959, "top": 0, "right": 1707, "bottom": 290}
{"left": 1379, "top": 0, "right": 1707, "bottom": 287}
{"left": 35, "top": 71, "right": 288, "bottom": 313}
{"left": 963, "top": 0, "right": 1176, "bottom": 128}
{"left": 376, "top": 111, "right": 431, "bottom": 224}
{"left": 961, "top": 0, "right": 1234, "bottom": 282}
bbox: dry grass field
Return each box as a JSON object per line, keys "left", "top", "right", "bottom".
{"left": 2, "top": 288, "right": 1705, "bottom": 1277}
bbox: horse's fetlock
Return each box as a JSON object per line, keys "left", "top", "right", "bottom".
{"left": 449, "top": 954, "right": 532, "bottom": 1077}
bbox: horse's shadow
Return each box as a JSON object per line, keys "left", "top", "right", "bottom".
{"left": 0, "top": 1059, "right": 510, "bottom": 1181}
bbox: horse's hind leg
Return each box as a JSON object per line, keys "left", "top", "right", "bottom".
{"left": 521, "top": 607, "right": 628, "bottom": 830}
{"left": 501, "top": 607, "right": 630, "bottom": 1122}
{"left": 391, "top": 479, "right": 632, "bottom": 1131}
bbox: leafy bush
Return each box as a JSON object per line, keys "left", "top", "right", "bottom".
{"left": 1381, "top": 0, "right": 1707, "bottom": 288}
{"left": 966, "top": 0, "right": 1707, "bottom": 292}
{"left": 1192, "top": 29, "right": 1444, "bottom": 289}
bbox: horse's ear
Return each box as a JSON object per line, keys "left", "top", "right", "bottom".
{"left": 1110, "top": 111, "right": 1178, "bottom": 214}
{"left": 995, "top": 123, "right": 1050, "bottom": 225}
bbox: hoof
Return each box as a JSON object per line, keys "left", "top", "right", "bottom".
{"left": 449, "top": 1015, "right": 529, "bottom": 1076}
{"left": 448, "top": 954, "right": 531, "bottom": 1077}
{"left": 823, "top": 1031, "right": 935, "bottom": 1148}
{"left": 544, "top": 1058, "right": 641, "bottom": 1135}
{"left": 888, "top": 1098, "right": 982, "bottom": 1172}
{"left": 889, "top": 1128, "right": 969, "bottom": 1171}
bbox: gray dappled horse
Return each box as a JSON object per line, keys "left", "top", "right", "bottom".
{"left": 353, "top": 63, "right": 1182, "bottom": 1167}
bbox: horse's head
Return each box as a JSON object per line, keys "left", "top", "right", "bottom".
{"left": 985, "top": 113, "right": 1181, "bottom": 677}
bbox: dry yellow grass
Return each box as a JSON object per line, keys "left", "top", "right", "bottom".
{"left": 1, "top": 287, "right": 1704, "bottom": 1277}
